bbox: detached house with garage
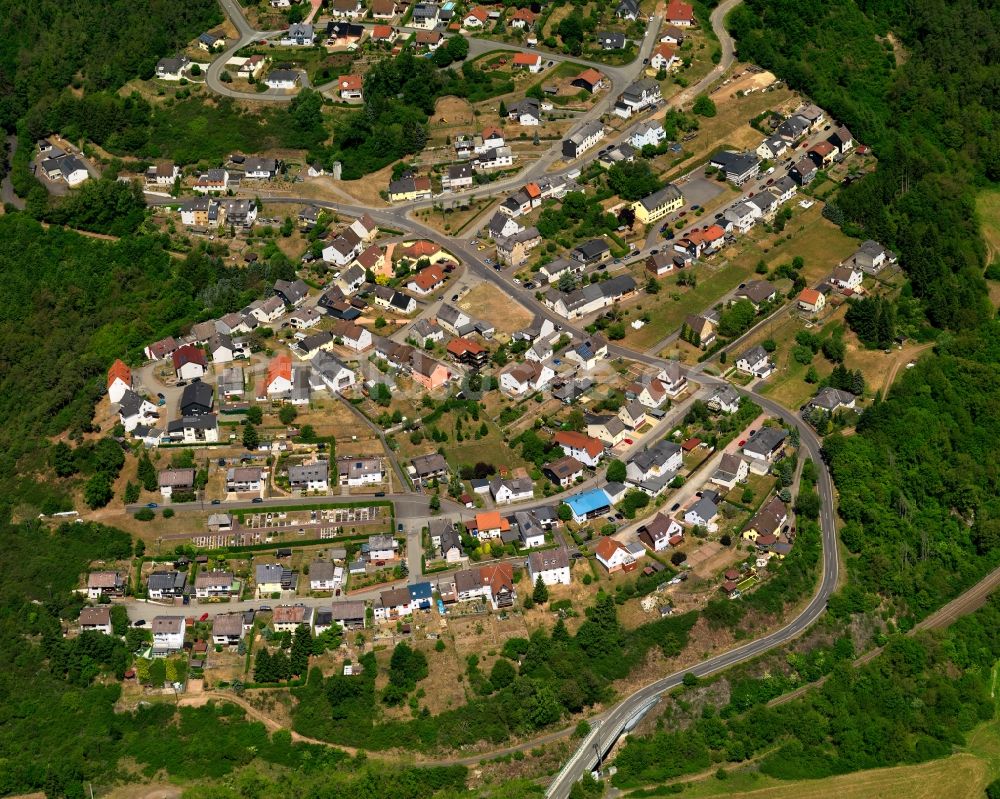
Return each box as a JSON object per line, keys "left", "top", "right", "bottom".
{"left": 528, "top": 548, "right": 571, "bottom": 586}
{"left": 596, "top": 536, "right": 637, "bottom": 573}
{"left": 736, "top": 344, "right": 774, "bottom": 378}
{"left": 638, "top": 512, "right": 683, "bottom": 552}
{"left": 172, "top": 345, "right": 207, "bottom": 380}
{"left": 712, "top": 452, "right": 749, "bottom": 490}
{"left": 553, "top": 431, "right": 605, "bottom": 468}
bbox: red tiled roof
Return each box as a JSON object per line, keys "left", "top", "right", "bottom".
{"left": 574, "top": 68, "right": 604, "bottom": 87}
{"left": 798, "top": 288, "right": 823, "bottom": 305}
{"left": 447, "top": 337, "right": 486, "bottom": 356}
{"left": 172, "top": 344, "right": 206, "bottom": 370}
{"left": 512, "top": 7, "right": 537, "bottom": 22}
{"left": 653, "top": 43, "right": 676, "bottom": 61}
{"left": 409, "top": 264, "right": 445, "bottom": 291}
{"left": 666, "top": 0, "right": 694, "bottom": 20}
{"left": 107, "top": 358, "right": 131, "bottom": 388}
{"left": 465, "top": 6, "right": 488, "bottom": 22}
{"left": 267, "top": 354, "right": 292, "bottom": 385}
{"left": 399, "top": 239, "right": 440, "bottom": 259}
{"left": 339, "top": 74, "right": 363, "bottom": 91}
{"left": 553, "top": 430, "right": 604, "bottom": 459}
{"left": 513, "top": 52, "right": 541, "bottom": 66}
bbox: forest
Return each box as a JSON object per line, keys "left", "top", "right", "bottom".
{"left": 0, "top": 0, "right": 221, "bottom": 129}
{"left": 0, "top": 216, "right": 295, "bottom": 513}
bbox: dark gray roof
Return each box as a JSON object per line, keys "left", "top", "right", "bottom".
{"left": 180, "top": 380, "right": 214, "bottom": 413}
{"left": 638, "top": 184, "right": 682, "bottom": 212}
{"left": 148, "top": 571, "right": 187, "bottom": 592}
{"left": 743, "top": 426, "right": 788, "bottom": 457}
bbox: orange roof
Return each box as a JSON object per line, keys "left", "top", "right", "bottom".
{"left": 653, "top": 43, "right": 676, "bottom": 61}
{"left": 479, "top": 562, "right": 514, "bottom": 593}
{"left": 575, "top": 67, "right": 603, "bottom": 86}
{"left": 399, "top": 239, "right": 441, "bottom": 259}
{"left": 810, "top": 141, "right": 835, "bottom": 156}
{"left": 553, "top": 430, "right": 604, "bottom": 459}
{"left": 107, "top": 358, "right": 131, "bottom": 388}
{"left": 339, "top": 74, "right": 363, "bottom": 91}
{"left": 267, "top": 354, "right": 292, "bottom": 385}
{"left": 513, "top": 52, "right": 541, "bottom": 66}
{"left": 447, "top": 337, "right": 486, "bottom": 356}
{"left": 465, "top": 6, "right": 488, "bottom": 21}
{"left": 372, "top": 24, "right": 393, "bottom": 38}
{"left": 409, "top": 264, "right": 445, "bottom": 291}
{"left": 666, "top": 0, "right": 694, "bottom": 20}
{"left": 798, "top": 288, "right": 823, "bottom": 305}
{"left": 482, "top": 125, "right": 503, "bottom": 140}
{"left": 512, "top": 7, "right": 537, "bottom": 21}
{"left": 687, "top": 224, "right": 726, "bottom": 245}
{"left": 524, "top": 182, "right": 542, "bottom": 199}
{"left": 475, "top": 510, "right": 508, "bottom": 531}
{"left": 596, "top": 536, "right": 626, "bottom": 561}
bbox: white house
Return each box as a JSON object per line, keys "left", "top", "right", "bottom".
{"left": 106, "top": 359, "right": 132, "bottom": 404}
{"left": 194, "top": 570, "right": 235, "bottom": 599}
{"left": 736, "top": 345, "right": 774, "bottom": 379}
{"left": 118, "top": 389, "right": 159, "bottom": 433}
{"left": 151, "top": 616, "right": 186, "bottom": 655}
{"left": 684, "top": 492, "right": 720, "bottom": 533}
{"left": 499, "top": 361, "right": 554, "bottom": 395}
{"left": 830, "top": 265, "right": 864, "bottom": 291}
{"left": 490, "top": 476, "right": 535, "bottom": 504}
{"left": 595, "top": 536, "right": 636, "bottom": 573}
{"left": 527, "top": 548, "right": 571, "bottom": 586}
{"left": 629, "top": 121, "right": 666, "bottom": 150}
{"left": 265, "top": 69, "right": 300, "bottom": 90}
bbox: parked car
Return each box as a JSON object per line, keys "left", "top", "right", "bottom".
{"left": 251, "top": 497, "right": 263, "bottom": 503}
{"left": 211, "top": 499, "right": 221, "bottom": 505}
{"left": 623, "top": 438, "right": 634, "bottom": 445}
{"left": 670, "top": 502, "right": 681, "bottom": 511}
{"left": 133, "top": 619, "right": 146, "bottom": 627}
{"left": 451, "top": 293, "right": 459, "bottom": 301}
{"left": 375, "top": 491, "right": 386, "bottom": 497}
{"left": 146, "top": 502, "right": 158, "bottom": 509}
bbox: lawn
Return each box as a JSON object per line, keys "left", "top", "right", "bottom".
{"left": 976, "top": 188, "right": 1000, "bottom": 306}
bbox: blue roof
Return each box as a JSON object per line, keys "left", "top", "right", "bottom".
{"left": 566, "top": 489, "right": 611, "bottom": 516}
{"left": 409, "top": 581, "right": 433, "bottom": 600}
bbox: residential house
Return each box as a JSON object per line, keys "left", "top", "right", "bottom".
{"left": 660, "top": 25, "right": 685, "bottom": 44}
{"left": 748, "top": 191, "right": 779, "bottom": 222}
{"left": 155, "top": 55, "right": 189, "bottom": 80}
{"left": 265, "top": 69, "right": 300, "bottom": 90}
{"left": 507, "top": 97, "right": 541, "bottom": 126}
{"left": 336, "top": 74, "right": 363, "bottom": 102}
{"left": 324, "top": 229, "right": 364, "bottom": 267}
{"left": 585, "top": 413, "right": 628, "bottom": 446}
{"left": 562, "top": 120, "right": 605, "bottom": 159}
{"left": 495, "top": 226, "right": 542, "bottom": 267}
{"left": 742, "top": 427, "right": 788, "bottom": 464}
{"left": 756, "top": 136, "right": 788, "bottom": 160}
{"left": 572, "top": 68, "right": 605, "bottom": 94}
{"left": 479, "top": 563, "right": 516, "bottom": 609}
{"left": 544, "top": 455, "right": 585, "bottom": 487}
{"left": 673, "top": 224, "right": 727, "bottom": 259}
{"left": 736, "top": 344, "right": 774, "bottom": 378}
{"left": 827, "top": 125, "right": 854, "bottom": 156}
{"left": 282, "top": 22, "right": 316, "bottom": 45}
{"left": 564, "top": 334, "right": 608, "bottom": 370}
{"left": 165, "top": 415, "right": 219, "bottom": 444}
{"left": 776, "top": 114, "right": 810, "bottom": 142}
{"left": 808, "top": 141, "right": 837, "bottom": 167}
{"left": 618, "top": 399, "right": 647, "bottom": 431}
{"left": 724, "top": 202, "right": 758, "bottom": 234}
{"left": 266, "top": 354, "right": 293, "bottom": 396}
{"left": 446, "top": 337, "right": 488, "bottom": 368}
{"left": 330, "top": 0, "right": 364, "bottom": 18}
{"left": 614, "top": 78, "right": 661, "bottom": 119}
{"left": 632, "top": 183, "right": 683, "bottom": 224}
{"left": 844, "top": 239, "right": 894, "bottom": 274}
{"left": 630, "top": 120, "right": 667, "bottom": 149}
{"left": 373, "top": 587, "right": 412, "bottom": 621}
{"left": 147, "top": 571, "right": 187, "bottom": 600}
{"left": 772, "top": 175, "right": 798, "bottom": 203}
{"left": 146, "top": 162, "right": 180, "bottom": 187}
{"left": 372, "top": 0, "right": 398, "bottom": 18}
{"left": 406, "top": 264, "right": 446, "bottom": 296}
{"left": 645, "top": 252, "right": 674, "bottom": 277}
{"left": 79, "top": 606, "right": 113, "bottom": 635}
{"left": 414, "top": 29, "right": 443, "bottom": 49}
{"left": 171, "top": 345, "right": 206, "bottom": 380}
{"left": 287, "top": 308, "right": 322, "bottom": 331}
{"left": 410, "top": 452, "right": 449, "bottom": 486}
{"left": 337, "top": 456, "right": 385, "bottom": 486}
{"left": 145, "top": 336, "right": 178, "bottom": 361}
{"left": 118, "top": 389, "right": 160, "bottom": 433}
{"left": 289, "top": 460, "right": 329, "bottom": 492}
{"left": 310, "top": 351, "right": 356, "bottom": 393}
{"left": 442, "top": 162, "right": 474, "bottom": 191}
{"left": 212, "top": 614, "right": 245, "bottom": 646}
{"left": 106, "top": 359, "right": 132, "bottom": 404}
{"left": 638, "top": 513, "right": 684, "bottom": 552}
{"left": 795, "top": 103, "right": 826, "bottom": 130}
{"left": 273, "top": 605, "right": 314, "bottom": 632}
{"left": 510, "top": 7, "right": 537, "bottom": 28}
{"left": 87, "top": 571, "right": 124, "bottom": 600}
{"left": 685, "top": 490, "right": 720, "bottom": 532}
{"left": 411, "top": 3, "right": 440, "bottom": 29}
{"left": 595, "top": 536, "right": 637, "bottom": 573}
{"left": 151, "top": 616, "right": 186, "bottom": 655}
{"left": 711, "top": 452, "right": 749, "bottom": 490}
{"left": 545, "top": 274, "right": 636, "bottom": 319}
{"left": 790, "top": 157, "right": 818, "bottom": 185}
{"left": 474, "top": 146, "right": 515, "bottom": 172}
{"left": 192, "top": 168, "right": 229, "bottom": 194}
{"left": 626, "top": 439, "right": 682, "bottom": 492}
{"left": 499, "top": 360, "right": 554, "bottom": 395}
{"left": 742, "top": 495, "right": 788, "bottom": 542}
{"left": 710, "top": 150, "right": 759, "bottom": 186}
{"left": 195, "top": 570, "right": 235, "bottom": 599}
{"left": 157, "top": 467, "right": 195, "bottom": 499}
{"left": 734, "top": 279, "right": 777, "bottom": 309}
{"left": 807, "top": 387, "right": 856, "bottom": 414}
{"left": 707, "top": 384, "right": 741, "bottom": 414}
{"left": 616, "top": 0, "right": 639, "bottom": 19}
{"left": 255, "top": 564, "right": 289, "bottom": 596}
{"left": 513, "top": 52, "right": 543, "bottom": 72}
{"left": 180, "top": 381, "right": 213, "bottom": 416}
{"left": 682, "top": 314, "right": 717, "bottom": 348}
{"left": 387, "top": 174, "right": 432, "bottom": 201}
{"left": 227, "top": 466, "right": 264, "bottom": 494}
{"left": 528, "top": 548, "right": 571, "bottom": 586}
{"left": 595, "top": 31, "right": 627, "bottom": 50}
{"left": 553, "top": 431, "right": 605, "bottom": 467}
{"left": 367, "top": 534, "right": 399, "bottom": 563}
{"left": 490, "top": 476, "right": 534, "bottom": 504}
{"left": 179, "top": 197, "right": 221, "bottom": 227}
{"left": 372, "top": 285, "right": 417, "bottom": 314}
{"left": 565, "top": 488, "right": 612, "bottom": 523}
{"left": 829, "top": 265, "right": 863, "bottom": 292}
{"left": 666, "top": 0, "right": 695, "bottom": 25}
{"left": 797, "top": 287, "right": 826, "bottom": 314}
{"left": 309, "top": 561, "right": 339, "bottom": 591}
{"left": 245, "top": 295, "right": 285, "bottom": 324}
{"left": 273, "top": 279, "right": 309, "bottom": 307}
{"left": 329, "top": 600, "right": 367, "bottom": 629}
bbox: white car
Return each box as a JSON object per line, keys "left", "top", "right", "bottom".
{"left": 513, "top": 278, "right": 521, "bottom": 285}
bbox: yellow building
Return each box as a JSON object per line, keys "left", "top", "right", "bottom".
{"left": 632, "top": 183, "right": 684, "bottom": 224}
